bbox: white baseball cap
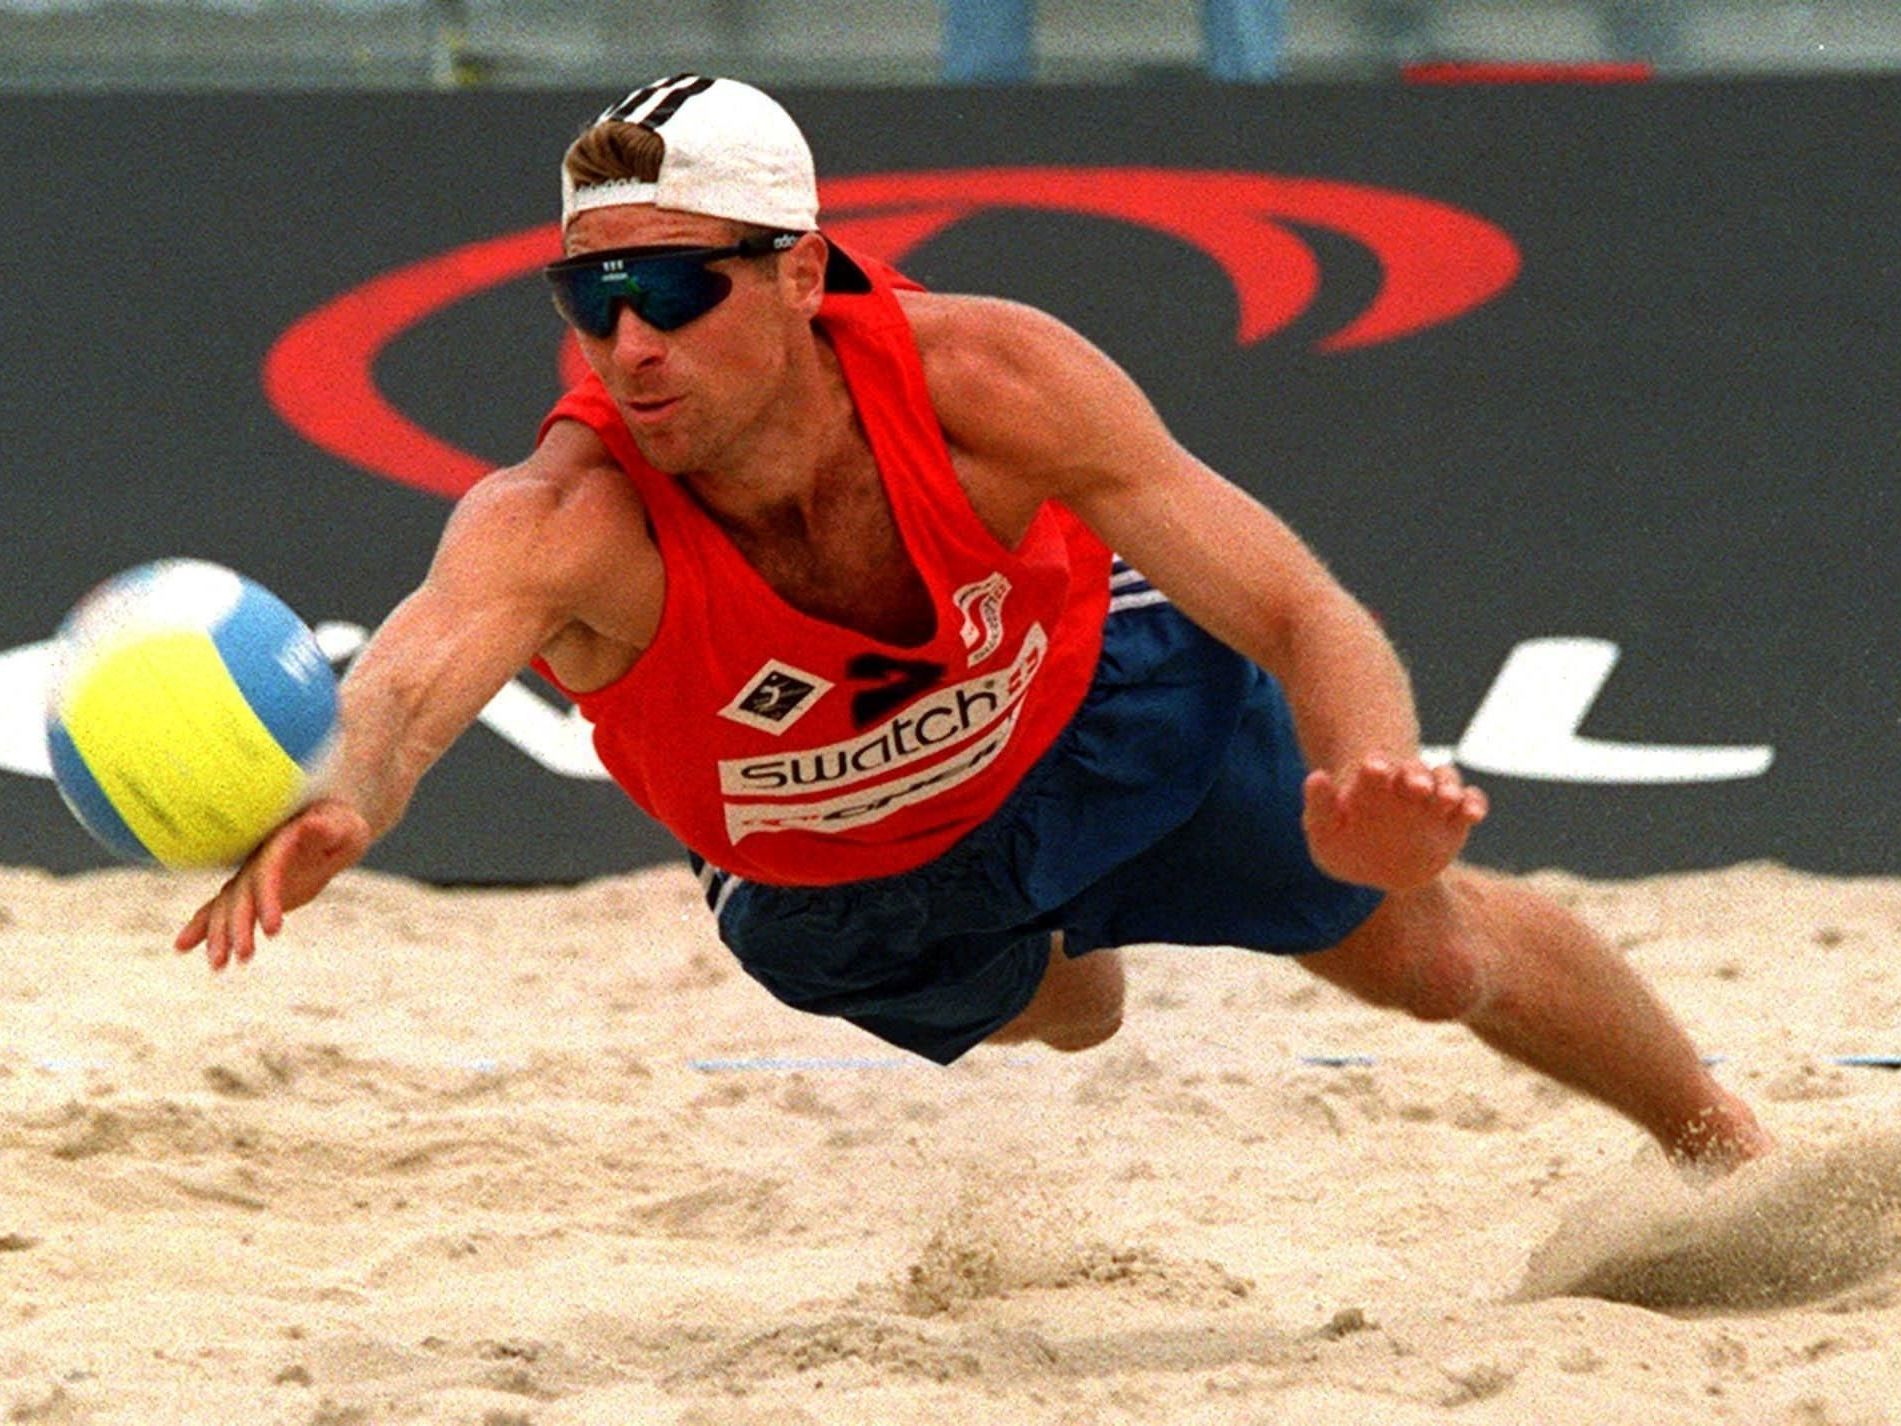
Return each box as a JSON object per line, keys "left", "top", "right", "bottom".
{"left": 562, "top": 74, "right": 820, "bottom": 232}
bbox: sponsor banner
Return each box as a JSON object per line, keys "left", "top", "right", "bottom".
{"left": 2, "top": 79, "right": 1897, "bottom": 880}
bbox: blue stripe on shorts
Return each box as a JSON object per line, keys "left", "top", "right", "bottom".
{"left": 697, "top": 587, "right": 1383, "bottom": 1065}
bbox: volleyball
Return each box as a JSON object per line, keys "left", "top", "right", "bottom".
{"left": 43, "top": 559, "right": 339, "bottom": 870}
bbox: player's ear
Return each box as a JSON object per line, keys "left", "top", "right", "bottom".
{"left": 781, "top": 232, "right": 829, "bottom": 317}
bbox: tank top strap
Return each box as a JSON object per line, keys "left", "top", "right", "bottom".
{"left": 816, "top": 249, "right": 1004, "bottom": 561}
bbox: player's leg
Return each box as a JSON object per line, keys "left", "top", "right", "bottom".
{"left": 1298, "top": 865, "right": 1772, "bottom": 1169}
{"left": 985, "top": 934, "right": 1126, "bottom": 1051}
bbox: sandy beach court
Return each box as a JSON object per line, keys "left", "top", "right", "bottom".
{"left": 1, "top": 860, "right": 1898, "bottom": 1424}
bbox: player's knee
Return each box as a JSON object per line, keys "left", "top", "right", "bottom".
{"left": 990, "top": 942, "right": 1126, "bottom": 1053}
{"left": 1039, "top": 1005, "right": 1124, "bottom": 1053}
{"left": 1308, "top": 878, "right": 1492, "bottom": 1023}
{"left": 1395, "top": 931, "right": 1489, "bottom": 1023}
{"left": 1036, "top": 942, "right": 1126, "bottom": 1051}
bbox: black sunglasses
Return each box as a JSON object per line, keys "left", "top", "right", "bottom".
{"left": 543, "top": 231, "right": 801, "bottom": 336}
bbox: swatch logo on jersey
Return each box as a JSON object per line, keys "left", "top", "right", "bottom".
{"left": 717, "top": 623, "right": 1050, "bottom": 843}
{"left": 263, "top": 168, "right": 1522, "bottom": 501}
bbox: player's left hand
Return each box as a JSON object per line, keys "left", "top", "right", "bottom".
{"left": 1301, "top": 754, "right": 1488, "bottom": 892}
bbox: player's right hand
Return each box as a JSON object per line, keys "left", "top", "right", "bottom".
{"left": 173, "top": 797, "right": 373, "bottom": 971}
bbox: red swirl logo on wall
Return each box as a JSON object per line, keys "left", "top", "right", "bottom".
{"left": 264, "top": 167, "right": 1520, "bottom": 501}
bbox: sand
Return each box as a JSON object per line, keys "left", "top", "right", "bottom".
{"left": 1, "top": 859, "right": 1899, "bottom": 1424}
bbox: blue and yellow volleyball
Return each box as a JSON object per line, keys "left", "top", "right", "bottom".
{"left": 43, "top": 559, "right": 339, "bottom": 869}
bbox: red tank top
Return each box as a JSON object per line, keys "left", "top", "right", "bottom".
{"left": 534, "top": 253, "right": 1112, "bottom": 886}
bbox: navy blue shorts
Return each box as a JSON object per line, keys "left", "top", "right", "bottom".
{"left": 693, "top": 588, "right": 1383, "bottom": 1065}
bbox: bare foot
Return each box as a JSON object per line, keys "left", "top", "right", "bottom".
{"left": 1665, "top": 1095, "right": 1777, "bottom": 1178}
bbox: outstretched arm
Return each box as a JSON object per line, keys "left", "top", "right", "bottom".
{"left": 176, "top": 423, "right": 655, "bottom": 967}
{"left": 916, "top": 294, "right": 1485, "bottom": 891}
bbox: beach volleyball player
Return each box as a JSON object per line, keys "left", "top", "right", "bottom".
{"left": 178, "top": 75, "right": 1770, "bottom": 1169}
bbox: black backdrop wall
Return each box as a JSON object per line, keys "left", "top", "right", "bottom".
{"left": 3, "top": 78, "right": 1895, "bottom": 880}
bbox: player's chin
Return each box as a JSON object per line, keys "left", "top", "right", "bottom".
{"left": 630, "top": 431, "right": 702, "bottom": 476}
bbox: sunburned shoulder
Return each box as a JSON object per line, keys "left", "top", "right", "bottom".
{"left": 893, "top": 288, "right": 1170, "bottom": 497}
{"left": 895, "top": 289, "right": 1117, "bottom": 464}
{"left": 433, "top": 417, "right": 655, "bottom": 607}
{"left": 455, "top": 419, "right": 646, "bottom": 545}
{"left": 897, "top": 289, "right": 1086, "bottom": 398}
